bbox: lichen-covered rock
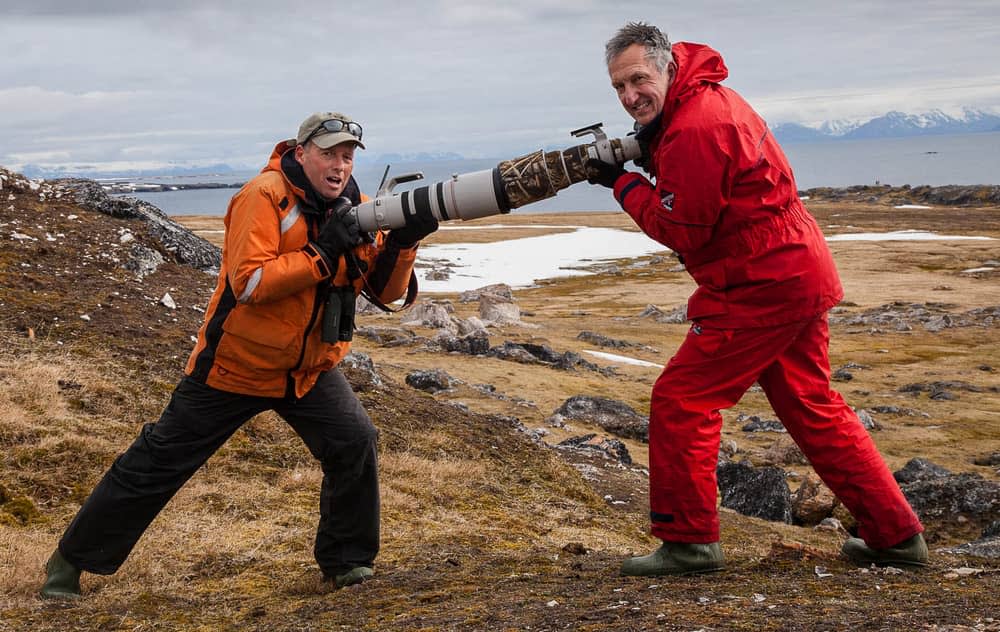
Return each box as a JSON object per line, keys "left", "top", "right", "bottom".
{"left": 547, "top": 395, "right": 648, "bottom": 442}
{"left": 555, "top": 434, "right": 633, "bottom": 466}
{"left": 893, "top": 457, "right": 952, "bottom": 484}
{"left": 340, "top": 352, "right": 384, "bottom": 392}
{"left": 405, "top": 369, "right": 454, "bottom": 393}
{"left": 717, "top": 460, "right": 793, "bottom": 524}
{"left": 60, "top": 178, "right": 221, "bottom": 272}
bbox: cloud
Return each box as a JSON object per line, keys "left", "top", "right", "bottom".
{"left": 1, "top": 1, "right": 998, "bottom": 171}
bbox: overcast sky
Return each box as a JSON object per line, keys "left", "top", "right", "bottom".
{"left": 2, "top": 0, "right": 999, "bottom": 172}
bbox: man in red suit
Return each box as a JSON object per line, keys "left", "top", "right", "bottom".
{"left": 587, "top": 22, "right": 927, "bottom": 575}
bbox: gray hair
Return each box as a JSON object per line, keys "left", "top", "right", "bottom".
{"left": 604, "top": 21, "right": 673, "bottom": 72}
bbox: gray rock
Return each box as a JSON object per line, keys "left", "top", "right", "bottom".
{"left": 738, "top": 414, "right": 785, "bottom": 433}
{"left": 436, "top": 331, "right": 490, "bottom": 355}
{"left": 939, "top": 522, "right": 1000, "bottom": 559}
{"left": 973, "top": 452, "right": 1000, "bottom": 467}
{"left": 869, "top": 405, "right": 930, "bottom": 418}
{"left": 855, "top": 408, "right": 880, "bottom": 430}
{"left": 355, "top": 326, "right": 420, "bottom": 346}
{"left": 893, "top": 458, "right": 952, "bottom": 484}
{"left": 831, "top": 368, "right": 854, "bottom": 382}
{"left": 123, "top": 243, "right": 165, "bottom": 279}
{"left": 487, "top": 342, "right": 541, "bottom": 364}
{"left": 547, "top": 395, "right": 649, "bottom": 442}
{"left": 576, "top": 330, "right": 636, "bottom": 349}
{"left": 901, "top": 472, "right": 1000, "bottom": 524}
{"left": 405, "top": 369, "right": 454, "bottom": 393}
{"left": 456, "top": 316, "right": 487, "bottom": 336}
{"left": 479, "top": 293, "right": 521, "bottom": 326}
{"left": 401, "top": 300, "right": 455, "bottom": 330}
{"left": 488, "top": 342, "right": 611, "bottom": 375}
{"left": 555, "top": 433, "right": 633, "bottom": 466}
{"left": 637, "top": 304, "right": 687, "bottom": 324}
{"left": 459, "top": 283, "right": 513, "bottom": 303}
{"left": 340, "top": 352, "right": 384, "bottom": 392}
{"left": 717, "top": 460, "right": 794, "bottom": 524}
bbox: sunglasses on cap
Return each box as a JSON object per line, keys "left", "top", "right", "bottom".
{"left": 303, "top": 118, "right": 363, "bottom": 145}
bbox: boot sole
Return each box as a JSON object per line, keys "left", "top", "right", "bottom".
{"left": 621, "top": 565, "right": 725, "bottom": 577}
{"left": 854, "top": 558, "right": 929, "bottom": 568}
{"left": 39, "top": 589, "right": 82, "bottom": 600}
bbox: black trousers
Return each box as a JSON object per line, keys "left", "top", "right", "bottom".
{"left": 58, "top": 370, "right": 379, "bottom": 577}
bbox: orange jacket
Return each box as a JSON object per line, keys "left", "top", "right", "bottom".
{"left": 185, "top": 141, "right": 417, "bottom": 398}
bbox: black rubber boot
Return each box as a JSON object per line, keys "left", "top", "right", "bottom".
{"left": 39, "top": 549, "right": 82, "bottom": 599}
{"left": 841, "top": 533, "right": 929, "bottom": 567}
{"left": 621, "top": 541, "right": 725, "bottom": 576}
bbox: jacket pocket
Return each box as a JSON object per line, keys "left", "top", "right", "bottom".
{"left": 217, "top": 306, "right": 301, "bottom": 370}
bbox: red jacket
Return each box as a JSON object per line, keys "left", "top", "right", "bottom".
{"left": 185, "top": 141, "right": 417, "bottom": 398}
{"left": 613, "top": 42, "right": 843, "bottom": 327}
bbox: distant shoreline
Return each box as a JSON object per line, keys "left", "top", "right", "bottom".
{"left": 120, "top": 181, "right": 1000, "bottom": 208}
{"left": 102, "top": 181, "right": 244, "bottom": 194}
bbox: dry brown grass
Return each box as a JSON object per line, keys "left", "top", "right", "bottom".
{"left": 1, "top": 200, "right": 998, "bottom": 629}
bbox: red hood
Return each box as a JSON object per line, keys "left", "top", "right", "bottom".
{"left": 663, "top": 42, "right": 729, "bottom": 116}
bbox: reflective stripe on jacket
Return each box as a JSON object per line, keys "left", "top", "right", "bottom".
{"left": 614, "top": 42, "right": 843, "bottom": 327}
{"left": 185, "top": 141, "right": 417, "bottom": 398}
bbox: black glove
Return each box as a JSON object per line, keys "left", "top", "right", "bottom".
{"left": 311, "top": 197, "right": 362, "bottom": 266}
{"left": 586, "top": 159, "right": 627, "bottom": 189}
{"left": 389, "top": 204, "right": 439, "bottom": 247}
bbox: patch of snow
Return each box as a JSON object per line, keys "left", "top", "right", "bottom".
{"left": 827, "top": 230, "right": 992, "bottom": 242}
{"left": 582, "top": 350, "right": 662, "bottom": 368}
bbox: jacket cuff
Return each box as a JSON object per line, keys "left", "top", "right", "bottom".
{"left": 613, "top": 172, "right": 652, "bottom": 212}
{"left": 305, "top": 242, "right": 335, "bottom": 278}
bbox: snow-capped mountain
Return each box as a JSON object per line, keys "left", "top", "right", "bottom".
{"left": 773, "top": 108, "right": 1000, "bottom": 143}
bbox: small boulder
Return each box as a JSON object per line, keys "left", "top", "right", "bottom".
{"left": 717, "top": 460, "right": 793, "bottom": 524}
{"left": 547, "top": 395, "right": 648, "bottom": 442}
{"left": 405, "top": 369, "right": 454, "bottom": 393}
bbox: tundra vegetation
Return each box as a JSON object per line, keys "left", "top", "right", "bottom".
{"left": 1, "top": 168, "right": 998, "bottom": 630}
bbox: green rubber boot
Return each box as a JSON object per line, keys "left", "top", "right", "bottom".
{"left": 331, "top": 566, "right": 373, "bottom": 588}
{"left": 841, "top": 533, "right": 928, "bottom": 567}
{"left": 621, "top": 541, "right": 725, "bottom": 576}
{"left": 39, "top": 549, "right": 81, "bottom": 599}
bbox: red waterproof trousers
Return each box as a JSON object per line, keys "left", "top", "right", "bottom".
{"left": 648, "top": 314, "right": 923, "bottom": 548}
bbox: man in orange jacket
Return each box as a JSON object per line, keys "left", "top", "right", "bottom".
{"left": 41, "top": 112, "right": 437, "bottom": 598}
{"left": 587, "top": 22, "right": 926, "bottom": 575}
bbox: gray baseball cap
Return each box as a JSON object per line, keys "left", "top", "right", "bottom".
{"left": 296, "top": 111, "right": 365, "bottom": 149}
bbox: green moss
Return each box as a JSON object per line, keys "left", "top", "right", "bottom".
{"left": 0, "top": 494, "right": 44, "bottom": 525}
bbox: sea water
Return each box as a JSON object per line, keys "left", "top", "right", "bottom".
{"left": 115, "top": 132, "right": 1000, "bottom": 216}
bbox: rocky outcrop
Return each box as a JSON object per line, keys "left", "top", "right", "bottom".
{"left": 829, "top": 301, "right": 1000, "bottom": 332}
{"left": 802, "top": 184, "right": 1000, "bottom": 206}
{"left": 892, "top": 458, "right": 1000, "bottom": 542}
{"left": 939, "top": 521, "right": 1000, "bottom": 559}
{"left": 58, "top": 177, "right": 221, "bottom": 272}
{"left": 547, "top": 395, "right": 648, "bottom": 441}
{"left": 488, "top": 342, "right": 612, "bottom": 375}
{"left": 636, "top": 304, "right": 687, "bottom": 324}
{"left": 717, "top": 460, "right": 794, "bottom": 524}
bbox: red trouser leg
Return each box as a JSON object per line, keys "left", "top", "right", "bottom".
{"left": 649, "top": 323, "right": 788, "bottom": 542}
{"left": 757, "top": 315, "right": 922, "bottom": 548}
